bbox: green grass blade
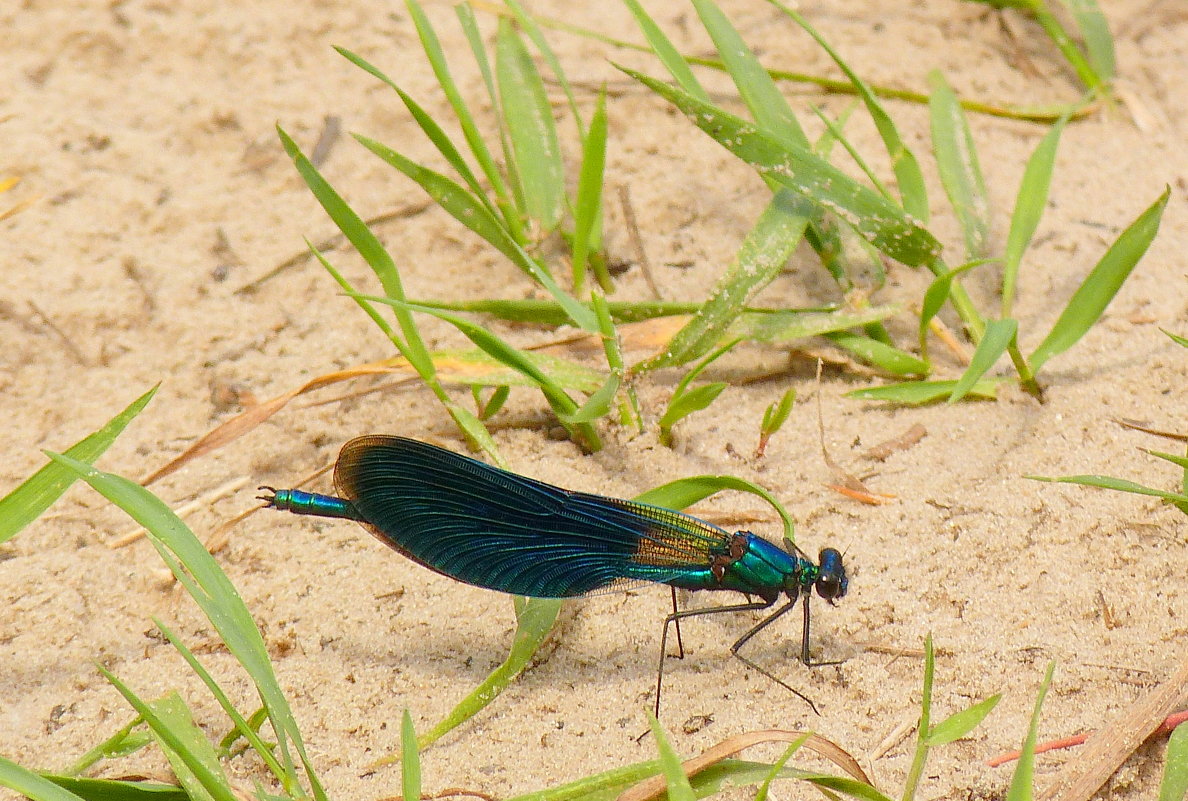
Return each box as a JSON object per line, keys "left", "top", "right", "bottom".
{"left": 620, "top": 0, "right": 708, "bottom": 101}
{"left": 408, "top": 298, "right": 841, "bottom": 326}
{"left": 335, "top": 47, "right": 499, "bottom": 222}
{"left": 497, "top": 17, "right": 564, "bottom": 231}
{"left": 928, "top": 71, "right": 989, "bottom": 259}
{"left": 45, "top": 454, "right": 325, "bottom": 801}
{"left": 825, "top": 332, "right": 930, "bottom": 376}
{"left": 278, "top": 125, "right": 433, "bottom": 382}
{"left": 636, "top": 475, "right": 795, "bottom": 544}
{"left": 1159, "top": 716, "right": 1188, "bottom": 801}
{"left": 619, "top": 67, "right": 942, "bottom": 267}
{"left": 691, "top": 0, "right": 807, "bottom": 146}
{"left": 572, "top": 89, "right": 608, "bottom": 293}
{"left": 412, "top": 347, "right": 605, "bottom": 393}
{"left": 659, "top": 382, "right": 728, "bottom": 446}
{"left": 949, "top": 318, "right": 1017, "bottom": 403}
{"left": 1063, "top": 0, "right": 1115, "bottom": 81}
{"left": 925, "top": 695, "right": 1002, "bottom": 746}
{"left": 770, "top": 1, "right": 930, "bottom": 220}
{"left": 153, "top": 620, "right": 286, "bottom": 781}
{"left": 0, "top": 756, "right": 89, "bottom": 801}
{"left": 94, "top": 674, "right": 237, "bottom": 801}
{"left": 847, "top": 379, "right": 1000, "bottom": 405}
{"left": 730, "top": 304, "right": 900, "bottom": 343}
{"left": 1163, "top": 328, "right": 1188, "bottom": 349}
{"left": 42, "top": 776, "right": 184, "bottom": 801}
{"left": 502, "top": 0, "right": 585, "bottom": 136}
{"left": 145, "top": 694, "right": 226, "bottom": 801}
{"left": 755, "top": 735, "right": 809, "bottom": 801}
{"left": 354, "top": 134, "right": 597, "bottom": 332}
{"left": 418, "top": 596, "right": 561, "bottom": 748}
{"left": 647, "top": 715, "right": 695, "bottom": 801}
{"left": 1006, "top": 662, "right": 1056, "bottom": 801}
{"left": 65, "top": 717, "right": 150, "bottom": 776}
{"left": 401, "top": 711, "right": 420, "bottom": 801}
{"left": 760, "top": 389, "right": 797, "bottom": 440}
{"left": 406, "top": 0, "right": 518, "bottom": 226}
{"left": 919, "top": 258, "right": 995, "bottom": 360}
{"left": 1029, "top": 187, "right": 1170, "bottom": 372}
{"left": 1145, "top": 449, "right": 1188, "bottom": 471}
{"left": 634, "top": 190, "right": 809, "bottom": 372}
{"left": 1002, "top": 117, "right": 1066, "bottom": 316}
{"left": 0, "top": 385, "right": 156, "bottom": 544}
{"left": 809, "top": 104, "right": 894, "bottom": 202}
{"left": 1026, "top": 474, "right": 1188, "bottom": 505}
{"left": 901, "top": 633, "right": 936, "bottom": 801}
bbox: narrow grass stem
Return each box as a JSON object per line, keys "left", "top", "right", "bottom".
{"left": 1030, "top": 6, "right": 1103, "bottom": 98}
{"left": 1006, "top": 339, "right": 1041, "bottom": 398}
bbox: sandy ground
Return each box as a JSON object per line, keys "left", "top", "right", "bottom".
{"left": 1, "top": 1, "right": 1185, "bottom": 799}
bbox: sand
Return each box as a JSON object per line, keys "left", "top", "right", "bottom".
{"left": 1, "top": 1, "right": 1185, "bottom": 799}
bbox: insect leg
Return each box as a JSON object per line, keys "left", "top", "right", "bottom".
{"left": 729, "top": 596, "right": 820, "bottom": 715}
{"left": 800, "top": 593, "right": 844, "bottom": 668}
{"left": 668, "top": 586, "right": 685, "bottom": 660}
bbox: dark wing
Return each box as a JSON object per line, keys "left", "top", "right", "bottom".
{"left": 333, "top": 435, "right": 731, "bottom": 598}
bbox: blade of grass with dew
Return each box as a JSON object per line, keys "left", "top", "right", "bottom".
{"left": 366, "top": 296, "right": 601, "bottom": 450}
{"left": 42, "top": 776, "right": 185, "bottom": 801}
{"left": 648, "top": 714, "right": 695, "bottom": 801}
{"left": 637, "top": 476, "right": 795, "bottom": 544}
{"left": 0, "top": 385, "right": 156, "bottom": 544}
{"left": 46, "top": 454, "right": 325, "bottom": 801}
{"left": 406, "top": 0, "right": 521, "bottom": 235}
{"left": 1006, "top": 662, "right": 1057, "bottom": 801}
{"left": 634, "top": 190, "right": 809, "bottom": 372}
{"left": 278, "top": 126, "right": 434, "bottom": 377}
{"left": 1029, "top": 187, "right": 1170, "bottom": 372}
{"left": 353, "top": 133, "right": 597, "bottom": 332}
{"left": 1002, "top": 117, "right": 1066, "bottom": 316}
{"left": 335, "top": 47, "right": 500, "bottom": 222}
{"left": 144, "top": 694, "right": 226, "bottom": 801}
{"left": 948, "top": 318, "right": 1017, "bottom": 403}
{"left": 94, "top": 672, "right": 237, "bottom": 801}
{"left": 0, "top": 756, "right": 89, "bottom": 801}
{"left": 153, "top": 620, "right": 286, "bottom": 781}
{"left": 402, "top": 711, "right": 421, "bottom": 801}
{"left": 925, "top": 695, "right": 1002, "bottom": 746}
{"left": 848, "top": 379, "right": 1001, "bottom": 405}
{"left": 572, "top": 88, "right": 608, "bottom": 293}
{"left": 1160, "top": 715, "right": 1188, "bottom": 801}
{"left": 919, "top": 259, "right": 996, "bottom": 361}
{"left": 497, "top": 17, "right": 564, "bottom": 232}
{"left": 620, "top": 0, "right": 708, "bottom": 101}
{"left": 769, "top": 0, "right": 929, "bottom": 221}
{"left": 416, "top": 595, "right": 561, "bottom": 749}
{"left": 729, "top": 304, "right": 900, "bottom": 343}
{"left": 1026, "top": 474, "right": 1188, "bottom": 506}
{"left": 1063, "top": 0, "right": 1116, "bottom": 83}
{"left": 824, "top": 332, "right": 930, "bottom": 376}
{"left": 809, "top": 104, "right": 894, "bottom": 203}
{"left": 929, "top": 71, "right": 990, "bottom": 260}
{"left": 619, "top": 67, "right": 942, "bottom": 268}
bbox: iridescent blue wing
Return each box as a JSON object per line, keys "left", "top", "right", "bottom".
{"left": 333, "top": 435, "right": 731, "bottom": 598}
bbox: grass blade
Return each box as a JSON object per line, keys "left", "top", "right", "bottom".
{"left": 402, "top": 711, "right": 421, "bottom": 801}
{"left": 928, "top": 70, "right": 989, "bottom": 259}
{"left": 918, "top": 258, "right": 995, "bottom": 359}
{"left": 1006, "top": 662, "right": 1057, "bottom": 801}
{"left": 634, "top": 190, "right": 809, "bottom": 372}
{"left": 847, "top": 379, "right": 1000, "bottom": 405}
{"left": 497, "top": 17, "right": 564, "bottom": 231}
{"left": 42, "top": 776, "right": 183, "bottom": 801}
{"left": 502, "top": 0, "right": 585, "bottom": 136}
{"left": 729, "top": 304, "right": 900, "bottom": 343}
{"left": 769, "top": 1, "right": 930, "bottom": 220}
{"left": 925, "top": 695, "right": 1002, "bottom": 746}
{"left": 1063, "top": 0, "right": 1116, "bottom": 81}
{"left": 620, "top": 0, "right": 708, "bottom": 101}
{"left": 825, "top": 332, "right": 930, "bottom": 376}
{"left": 636, "top": 475, "right": 795, "bottom": 544}
{"left": 1160, "top": 716, "right": 1188, "bottom": 801}
{"left": 0, "top": 756, "right": 89, "bottom": 801}
{"left": 1029, "top": 187, "right": 1169, "bottom": 372}
{"left": 1026, "top": 474, "right": 1188, "bottom": 506}
{"left": 658, "top": 382, "right": 728, "bottom": 447}
{"left": 0, "top": 385, "right": 156, "bottom": 544}
{"left": 619, "top": 66, "right": 942, "bottom": 267}
{"left": 46, "top": 454, "right": 325, "bottom": 801}
{"left": 647, "top": 715, "right": 695, "bottom": 801}
{"left": 949, "top": 318, "right": 1018, "bottom": 403}
{"left": 572, "top": 89, "right": 608, "bottom": 293}
{"left": 418, "top": 596, "right": 562, "bottom": 748}
{"left": 1002, "top": 117, "right": 1066, "bottom": 316}
{"left": 901, "top": 633, "right": 936, "bottom": 801}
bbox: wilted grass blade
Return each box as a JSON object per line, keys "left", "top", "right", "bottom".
{"left": 497, "top": 17, "right": 564, "bottom": 231}
{"left": 0, "top": 385, "right": 156, "bottom": 544}
{"left": 949, "top": 318, "right": 1017, "bottom": 403}
{"left": 417, "top": 596, "right": 561, "bottom": 749}
{"left": 1029, "top": 187, "right": 1169, "bottom": 372}
{"left": 635, "top": 190, "right": 809, "bottom": 372}
{"left": 1002, "top": 117, "right": 1066, "bottom": 316}
{"left": 929, "top": 71, "right": 989, "bottom": 259}
{"left": 618, "top": 67, "right": 942, "bottom": 267}
{"left": 770, "top": 1, "right": 929, "bottom": 220}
